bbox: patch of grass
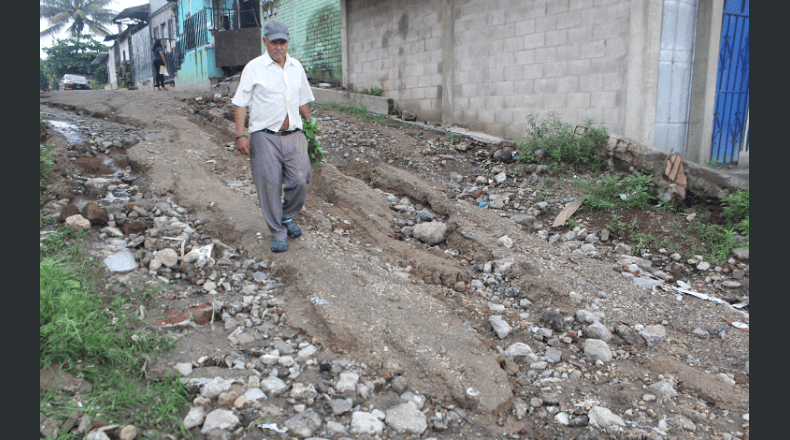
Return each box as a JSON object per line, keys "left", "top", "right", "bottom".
{"left": 688, "top": 219, "right": 737, "bottom": 264}
{"left": 517, "top": 113, "right": 608, "bottom": 173}
{"left": 356, "top": 86, "right": 383, "bottom": 96}
{"left": 40, "top": 229, "right": 187, "bottom": 438}
{"left": 317, "top": 102, "right": 371, "bottom": 118}
{"left": 41, "top": 143, "right": 56, "bottom": 205}
{"left": 578, "top": 172, "right": 656, "bottom": 210}
{"left": 719, "top": 190, "right": 749, "bottom": 241}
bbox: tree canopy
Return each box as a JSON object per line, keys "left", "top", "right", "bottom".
{"left": 41, "top": 38, "right": 110, "bottom": 90}
{"left": 40, "top": 0, "right": 117, "bottom": 42}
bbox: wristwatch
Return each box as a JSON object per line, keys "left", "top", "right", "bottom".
{"left": 236, "top": 135, "right": 247, "bottom": 140}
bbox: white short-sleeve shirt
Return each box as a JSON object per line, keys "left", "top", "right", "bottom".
{"left": 232, "top": 52, "right": 315, "bottom": 133}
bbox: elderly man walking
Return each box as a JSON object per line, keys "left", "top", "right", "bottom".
{"left": 233, "top": 20, "right": 315, "bottom": 252}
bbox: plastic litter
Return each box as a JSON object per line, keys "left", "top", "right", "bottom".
{"left": 310, "top": 296, "right": 328, "bottom": 305}
{"left": 478, "top": 201, "right": 489, "bottom": 208}
{"left": 259, "top": 423, "right": 287, "bottom": 434}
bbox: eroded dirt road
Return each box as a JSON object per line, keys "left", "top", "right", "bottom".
{"left": 40, "top": 90, "right": 749, "bottom": 440}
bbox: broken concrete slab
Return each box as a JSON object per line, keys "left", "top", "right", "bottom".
{"left": 605, "top": 133, "right": 748, "bottom": 198}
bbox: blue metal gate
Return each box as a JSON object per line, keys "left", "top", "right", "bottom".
{"left": 710, "top": 0, "right": 749, "bottom": 164}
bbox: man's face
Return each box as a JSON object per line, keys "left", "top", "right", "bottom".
{"left": 264, "top": 37, "right": 288, "bottom": 62}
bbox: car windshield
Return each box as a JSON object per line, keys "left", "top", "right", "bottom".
{"left": 64, "top": 75, "right": 87, "bottom": 82}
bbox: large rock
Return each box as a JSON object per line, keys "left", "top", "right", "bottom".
{"left": 335, "top": 372, "right": 359, "bottom": 394}
{"left": 350, "top": 411, "right": 385, "bottom": 436}
{"left": 283, "top": 408, "right": 323, "bottom": 438}
{"left": 59, "top": 203, "right": 80, "bottom": 222}
{"left": 586, "top": 322, "right": 613, "bottom": 342}
{"left": 583, "top": 339, "right": 612, "bottom": 363}
{"left": 103, "top": 250, "right": 138, "bottom": 273}
{"left": 587, "top": 406, "right": 625, "bottom": 429}
{"left": 82, "top": 202, "right": 109, "bottom": 225}
{"left": 385, "top": 402, "right": 428, "bottom": 435}
{"left": 183, "top": 406, "right": 206, "bottom": 430}
{"left": 412, "top": 221, "right": 448, "bottom": 245}
{"left": 200, "top": 409, "right": 239, "bottom": 433}
{"left": 489, "top": 315, "right": 512, "bottom": 339}
{"left": 201, "top": 377, "right": 233, "bottom": 400}
{"left": 505, "top": 342, "right": 534, "bottom": 358}
{"left": 260, "top": 377, "right": 288, "bottom": 397}
{"left": 65, "top": 214, "right": 92, "bottom": 231}
{"left": 639, "top": 324, "right": 667, "bottom": 343}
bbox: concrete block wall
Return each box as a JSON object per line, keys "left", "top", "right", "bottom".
{"left": 346, "top": 0, "right": 444, "bottom": 122}
{"left": 274, "top": 0, "right": 343, "bottom": 81}
{"left": 346, "top": 0, "right": 633, "bottom": 140}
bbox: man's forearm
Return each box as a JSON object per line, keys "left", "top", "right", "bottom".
{"left": 299, "top": 104, "right": 310, "bottom": 120}
{"left": 235, "top": 106, "right": 248, "bottom": 136}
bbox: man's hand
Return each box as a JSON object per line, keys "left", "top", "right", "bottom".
{"left": 237, "top": 136, "right": 250, "bottom": 155}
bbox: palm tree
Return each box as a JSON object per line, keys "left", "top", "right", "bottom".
{"left": 40, "top": 0, "right": 117, "bottom": 43}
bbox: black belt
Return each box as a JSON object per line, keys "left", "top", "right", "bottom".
{"left": 261, "top": 128, "right": 301, "bottom": 136}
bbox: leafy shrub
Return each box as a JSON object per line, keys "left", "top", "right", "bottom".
{"left": 302, "top": 117, "right": 327, "bottom": 165}
{"left": 517, "top": 113, "right": 608, "bottom": 172}
{"left": 719, "top": 190, "right": 749, "bottom": 239}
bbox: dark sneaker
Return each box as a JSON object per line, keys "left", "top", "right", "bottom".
{"left": 283, "top": 219, "right": 302, "bottom": 238}
{"left": 271, "top": 238, "right": 288, "bottom": 253}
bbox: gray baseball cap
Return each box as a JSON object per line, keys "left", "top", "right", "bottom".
{"left": 263, "top": 20, "right": 290, "bottom": 41}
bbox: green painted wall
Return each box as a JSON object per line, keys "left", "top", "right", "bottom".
{"left": 265, "top": 0, "right": 342, "bottom": 82}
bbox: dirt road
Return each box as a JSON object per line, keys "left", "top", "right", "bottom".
{"left": 40, "top": 90, "right": 749, "bottom": 439}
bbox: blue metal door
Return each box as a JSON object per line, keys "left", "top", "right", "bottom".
{"left": 710, "top": 0, "right": 749, "bottom": 164}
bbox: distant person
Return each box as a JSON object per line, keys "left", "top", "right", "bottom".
{"left": 232, "top": 20, "right": 315, "bottom": 253}
{"left": 152, "top": 39, "right": 167, "bottom": 90}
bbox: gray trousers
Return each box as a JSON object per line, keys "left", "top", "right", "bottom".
{"left": 249, "top": 130, "right": 312, "bottom": 241}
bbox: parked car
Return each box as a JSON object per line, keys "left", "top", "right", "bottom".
{"left": 60, "top": 74, "right": 90, "bottom": 90}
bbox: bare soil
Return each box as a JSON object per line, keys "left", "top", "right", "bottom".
{"left": 40, "top": 90, "right": 749, "bottom": 439}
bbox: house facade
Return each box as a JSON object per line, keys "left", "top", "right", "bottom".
{"left": 342, "top": 0, "right": 749, "bottom": 165}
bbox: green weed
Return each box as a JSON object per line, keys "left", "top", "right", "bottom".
{"left": 356, "top": 86, "right": 383, "bottom": 96}
{"left": 719, "top": 190, "right": 749, "bottom": 241}
{"left": 578, "top": 172, "right": 656, "bottom": 210}
{"left": 40, "top": 230, "right": 187, "bottom": 438}
{"left": 302, "top": 117, "right": 327, "bottom": 165}
{"left": 517, "top": 113, "right": 608, "bottom": 173}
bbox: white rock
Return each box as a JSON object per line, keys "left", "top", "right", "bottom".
{"left": 335, "top": 372, "right": 360, "bottom": 394}
{"left": 554, "top": 412, "right": 570, "bottom": 425}
{"left": 489, "top": 315, "right": 512, "bottom": 339}
{"left": 583, "top": 339, "right": 612, "bottom": 363}
{"left": 639, "top": 324, "right": 667, "bottom": 343}
{"left": 587, "top": 406, "right": 625, "bottom": 429}
{"left": 260, "top": 377, "right": 288, "bottom": 396}
{"left": 103, "top": 250, "right": 139, "bottom": 273}
{"left": 385, "top": 402, "right": 428, "bottom": 435}
{"left": 183, "top": 406, "right": 206, "bottom": 430}
{"left": 505, "top": 342, "right": 534, "bottom": 358}
{"left": 497, "top": 236, "right": 514, "bottom": 248}
{"left": 86, "top": 431, "right": 110, "bottom": 440}
{"left": 290, "top": 383, "right": 318, "bottom": 401}
{"left": 201, "top": 409, "right": 240, "bottom": 433}
{"left": 243, "top": 388, "right": 266, "bottom": 401}
{"left": 576, "top": 309, "right": 605, "bottom": 324}
{"left": 586, "top": 321, "right": 613, "bottom": 342}
{"left": 649, "top": 380, "right": 678, "bottom": 397}
{"left": 350, "top": 411, "right": 385, "bottom": 436}
{"left": 154, "top": 248, "right": 179, "bottom": 267}
{"left": 175, "top": 362, "right": 193, "bottom": 376}
{"left": 412, "top": 221, "right": 448, "bottom": 245}
{"left": 201, "top": 377, "right": 233, "bottom": 399}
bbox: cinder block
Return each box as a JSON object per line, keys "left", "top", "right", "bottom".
{"left": 580, "top": 40, "right": 605, "bottom": 59}
{"left": 556, "top": 11, "right": 581, "bottom": 30}
{"left": 546, "top": 29, "right": 569, "bottom": 46}
{"left": 524, "top": 33, "right": 546, "bottom": 49}
{"left": 544, "top": 61, "right": 568, "bottom": 78}
{"left": 556, "top": 76, "right": 580, "bottom": 93}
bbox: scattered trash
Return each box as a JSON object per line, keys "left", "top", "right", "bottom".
{"left": 310, "top": 296, "right": 328, "bottom": 305}
{"left": 722, "top": 318, "right": 749, "bottom": 332}
{"left": 478, "top": 201, "right": 489, "bottom": 208}
{"left": 259, "top": 423, "right": 288, "bottom": 434}
{"left": 466, "top": 387, "right": 480, "bottom": 397}
{"left": 552, "top": 199, "right": 584, "bottom": 228}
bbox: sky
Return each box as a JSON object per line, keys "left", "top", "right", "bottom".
{"left": 40, "top": 0, "right": 148, "bottom": 59}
